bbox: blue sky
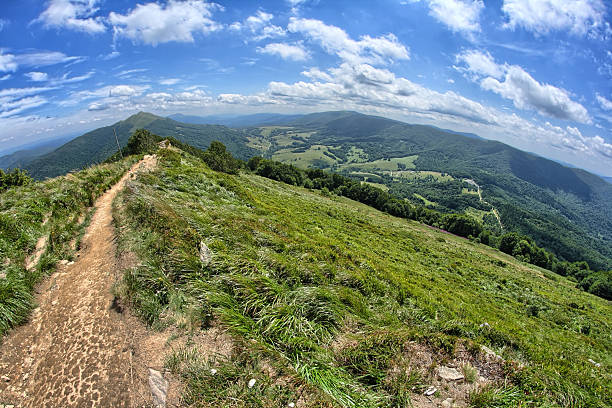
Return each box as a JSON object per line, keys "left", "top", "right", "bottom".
{"left": 1, "top": 0, "right": 611, "bottom": 175}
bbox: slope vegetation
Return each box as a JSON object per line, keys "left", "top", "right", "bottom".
{"left": 113, "top": 145, "right": 611, "bottom": 407}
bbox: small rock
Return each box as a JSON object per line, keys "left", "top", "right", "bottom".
{"left": 199, "top": 241, "right": 212, "bottom": 265}
{"left": 437, "top": 366, "right": 464, "bottom": 381}
{"left": 479, "top": 322, "right": 490, "bottom": 328}
{"left": 210, "top": 368, "right": 217, "bottom": 375}
{"left": 479, "top": 376, "right": 486, "bottom": 382}
{"left": 481, "top": 345, "right": 502, "bottom": 360}
{"left": 588, "top": 359, "right": 601, "bottom": 367}
{"left": 248, "top": 378, "right": 256, "bottom": 388}
{"left": 424, "top": 386, "right": 437, "bottom": 396}
{"left": 1, "top": 375, "right": 10, "bottom": 382}
{"left": 6, "top": 405, "right": 15, "bottom": 408}
{"left": 59, "top": 260, "right": 69, "bottom": 266}
{"left": 288, "top": 403, "right": 295, "bottom": 408}
{"left": 148, "top": 368, "right": 168, "bottom": 408}
{"left": 441, "top": 398, "right": 454, "bottom": 408}
{"left": 67, "top": 261, "right": 74, "bottom": 266}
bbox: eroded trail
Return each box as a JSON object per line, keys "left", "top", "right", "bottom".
{"left": 0, "top": 156, "right": 157, "bottom": 407}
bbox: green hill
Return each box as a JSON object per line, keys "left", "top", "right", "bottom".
{"left": 111, "top": 145, "right": 611, "bottom": 407}
{"left": 24, "top": 112, "right": 256, "bottom": 180}
{"left": 245, "top": 111, "right": 612, "bottom": 270}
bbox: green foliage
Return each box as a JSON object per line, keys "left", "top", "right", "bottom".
{"left": 468, "top": 385, "right": 523, "bottom": 408}
{"left": 202, "top": 141, "right": 242, "bottom": 174}
{"left": 0, "top": 168, "right": 32, "bottom": 192}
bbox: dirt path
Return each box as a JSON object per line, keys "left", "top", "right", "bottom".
{"left": 0, "top": 156, "right": 158, "bottom": 408}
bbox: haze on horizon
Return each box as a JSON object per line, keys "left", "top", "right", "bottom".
{"left": 1, "top": 0, "right": 611, "bottom": 176}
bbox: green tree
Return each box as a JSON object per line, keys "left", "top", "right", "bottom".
{"left": 202, "top": 141, "right": 241, "bottom": 174}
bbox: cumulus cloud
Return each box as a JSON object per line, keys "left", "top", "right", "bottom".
{"left": 25, "top": 72, "right": 49, "bottom": 82}
{"left": 0, "top": 51, "right": 18, "bottom": 72}
{"left": 87, "top": 101, "right": 109, "bottom": 111}
{"left": 455, "top": 49, "right": 505, "bottom": 79}
{"left": 456, "top": 49, "right": 591, "bottom": 123}
{"left": 230, "top": 10, "right": 286, "bottom": 41}
{"left": 287, "top": 18, "right": 409, "bottom": 65}
{"left": 426, "top": 0, "right": 484, "bottom": 34}
{"left": 109, "top": 0, "right": 222, "bottom": 46}
{"left": 34, "top": 0, "right": 106, "bottom": 33}
{"left": 502, "top": 0, "right": 607, "bottom": 37}
{"left": 257, "top": 42, "right": 310, "bottom": 61}
{"left": 596, "top": 94, "right": 612, "bottom": 111}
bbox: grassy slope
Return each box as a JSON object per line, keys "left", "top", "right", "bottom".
{"left": 114, "top": 148, "right": 611, "bottom": 407}
{"left": 0, "top": 157, "right": 137, "bottom": 336}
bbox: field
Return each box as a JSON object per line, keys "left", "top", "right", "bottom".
{"left": 112, "top": 147, "right": 612, "bottom": 407}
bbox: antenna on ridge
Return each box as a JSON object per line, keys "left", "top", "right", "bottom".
{"left": 113, "top": 128, "right": 123, "bottom": 158}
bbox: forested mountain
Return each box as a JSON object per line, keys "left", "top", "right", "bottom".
{"left": 240, "top": 111, "right": 612, "bottom": 270}
{"left": 24, "top": 112, "right": 256, "bottom": 179}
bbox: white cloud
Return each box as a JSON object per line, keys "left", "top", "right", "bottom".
{"left": 502, "top": 0, "right": 606, "bottom": 37}
{"left": 49, "top": 71, "right": 94, "bottom": 85}
{"left": 287, "top": 18, "right": 409, "bottom": 65}
{"left": 14, "top": 51, "right": 85, "bottom": 68}
{"left": 100, "top": 51, "right": 120, "bottom": 60}
{"left": 596, "top": 94, "right": 612, "bottom": 111}
{"left": 108, "top": 85, "right": 145, "bottom": 97}
{"left": 455, "top": 49, "right": 505, "bottom": 79}
{"left": 109, "top": 0, "right": 222, "bottom": 46}
{"left": 160, "top": 78, "right": 180, "bottom": 86}
{"left": 116, "top": 68, "right": 148, "bottom": 78}
{"left": 0, "top": 51, "right": 17, "bottom": 72}
{"left": 34, "top": 0, "right": 106, "bottom": 33}
{"left": 0, "top": 74, "right": 11, "bottom": 81}
{"left": 426, "top": 0, "right": 484, "bottom": 34}
{"left": 25, "top": 72, "right": 49, "bottom": 82}
{"left": 231, "top": 10, "right": 286, "bottom": 41}
{"left": 0, "top": 19, "right": 8, "bottom": 31}
{"left": 257, "top": 42, "right": 310, "bottom": 61}
{"left": 87, "top": 101, "right": 109, "bottom": 111}
{"left": 456, "top": 49, "right": 591, "bottom": 123}
{"left": 0, "top": 87, "right": 56, "bottom": 119}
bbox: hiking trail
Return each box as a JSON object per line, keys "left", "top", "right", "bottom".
{"left": 0, "top": 155, "right": 169, "bottom": 408}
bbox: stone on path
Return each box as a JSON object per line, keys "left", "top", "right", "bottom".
{"left": 148, "top": 368, "right": 168, "bottom": 408}
{"left": 436, "top": 366, "right": 464, "bottom": 381}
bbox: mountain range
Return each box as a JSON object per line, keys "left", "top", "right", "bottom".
{"left": 10, "top": 110, "right": 612, "bottom": 270}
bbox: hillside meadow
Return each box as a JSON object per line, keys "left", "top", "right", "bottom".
{"left": 112, "top": 147, "right": 611, "bottom": 407}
